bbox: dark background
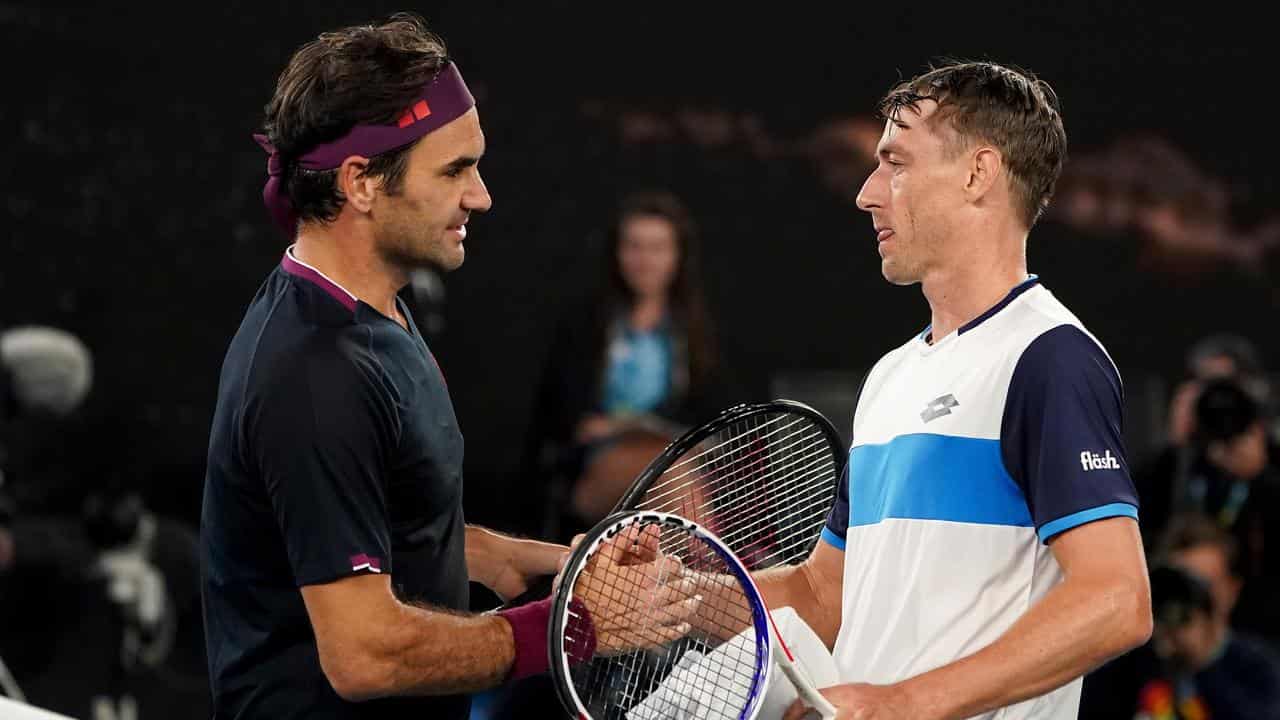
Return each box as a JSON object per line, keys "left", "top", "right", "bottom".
{"left": 2, "top": 0, "right": 1275, "bottom": 571}
{"left": 3, "top": 2, "right": 1278, "bottom": 718}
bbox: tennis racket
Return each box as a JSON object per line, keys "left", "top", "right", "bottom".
{"left": 612, "top": 399, "right": 844, "bottom": 571}
{"left": 550, "top": 510, "right": 836, "bottom": 720}
{"left": 502, "top": 400, "right": 844, "bottom": 612}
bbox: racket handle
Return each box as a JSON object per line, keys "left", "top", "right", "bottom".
{"left": 778, "top": 657, "right": 837, "bottom": 719}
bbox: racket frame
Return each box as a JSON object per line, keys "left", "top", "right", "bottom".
{"left": 611, "top": 400, "right": 845, "bottom": 517}
{"left": 500, "top": 399, "right": 845, "bottom": 612}
{"left": 550, "top": 510, "right": 835, "bottom": 720}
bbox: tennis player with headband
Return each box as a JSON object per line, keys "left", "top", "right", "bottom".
{"left": 199, "top": 15, "right": 693, "bottom": 719}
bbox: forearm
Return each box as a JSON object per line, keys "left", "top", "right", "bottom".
{"left": 687, "top": 560, "right": 840, "bottom": 648}
{"left": 358, "top": 603, "right": 516, "bottom": 698}
{"left": 902, "top": 576, "right": 1151, "bottom": 720}
{"left": 464, "top": 525, "right": 509, "bottom": 585}
{"left": 465, "top": 524, "right": 565, "bottom": 598}
{"left": 307, "top": 573, "right": 559, "bottom": 701}
{"left": 756, "top": 562, "right": 842, "bottom": 648}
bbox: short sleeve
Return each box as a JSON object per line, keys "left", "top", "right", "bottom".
{"left": 245, "top": 338, "right": 400, "bottom": 586}
{"left": 1001, "top": 325, "right": 1139, "bottom": 543}
{"left": 821, "top": 463, "right": 850, "bottom": 550}
{"left": 821, "top": 369, "right": 871, "bottom": 551}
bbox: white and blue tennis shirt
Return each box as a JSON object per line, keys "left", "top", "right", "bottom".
{"left": 820, "top": 277, "right": 1138, "bottom": 720}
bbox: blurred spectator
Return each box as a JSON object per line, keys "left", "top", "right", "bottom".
{"left": 522, "top": 190, "right": 735, "bottom": 542}
{"left": 1081, "top": 514, "right": 1280, "bottom": 719}
{"left": 0, "top": 325, "right": 98, "bottom": 586}
{"left": 1167, "top": 334, "right": 1270, "bottom": 447}
{"left": 1137, "top": 376, "right": 1280, "bottom": 646}
{"left": 1136, "top": 334, "right": 1270, "bottom": 539}
{"left": 0, "top": 325, "right": 206, "bottom": 716}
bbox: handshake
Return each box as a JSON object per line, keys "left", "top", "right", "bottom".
{"left": 569, "top": 521, "right": 713, "bottom": 657}
{"left": 552, "top": 514, "right": 840, "bottom": 720}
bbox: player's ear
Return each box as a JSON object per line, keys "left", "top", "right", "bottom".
{"left": 336, "top": 155, "right": 376, "bottom": 214}
{"left": 964, "top": 146, "right": 1004, "bottom": 202}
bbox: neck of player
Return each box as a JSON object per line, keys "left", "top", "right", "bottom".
{"left": 293, "top": 224, "right": 409, "bottom": 329}
{"left": 921, "top": 225, "right": 1029, "bottom": 343}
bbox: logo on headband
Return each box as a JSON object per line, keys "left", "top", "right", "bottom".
{"left": 398, "top": 100, "right": 433, "bottom": 128}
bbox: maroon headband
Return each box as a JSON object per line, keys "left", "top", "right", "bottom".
{"left": 253, "top": 61, "right": 475, "bottom": 235}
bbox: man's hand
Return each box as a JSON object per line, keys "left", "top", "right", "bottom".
{"left": 783, "top": 682, "right": 922, "bottom": 720}
{"left": 575, "top": 524, "right": 701, "bottom": 654}
{"left": 465, "top": 526, "right": 568, "bottom": 602}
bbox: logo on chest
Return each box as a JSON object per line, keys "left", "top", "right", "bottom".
{"left": 920, "top": 394, "right": 959, "bottom": 423}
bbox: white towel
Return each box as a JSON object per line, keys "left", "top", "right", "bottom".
{"left": 755, "top": 606, "right": 840, "bottom": 719}
{"left": 625, "top": 607, "right": 838, "bottom": 720}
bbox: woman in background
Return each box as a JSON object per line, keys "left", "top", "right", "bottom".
{"left": 524, "top": 190, "right": 733, "bottom": 542}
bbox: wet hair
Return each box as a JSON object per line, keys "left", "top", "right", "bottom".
{"left": 879, "top": 60, "right": 1067, "bottom": 229}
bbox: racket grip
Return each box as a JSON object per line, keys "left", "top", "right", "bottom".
{"left": 779, "top": 659, "right": 838, "bottom": 719}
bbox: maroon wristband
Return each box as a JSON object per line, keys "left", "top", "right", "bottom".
{"left": 497, "top": 597, "right": 597, "bottom": 681}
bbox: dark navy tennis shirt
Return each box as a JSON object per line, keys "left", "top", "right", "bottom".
{"left": 201, "top": 247, "right": 469, "bottom": 719}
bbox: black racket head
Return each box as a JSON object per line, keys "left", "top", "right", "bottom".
{"left": 496, "top": 400, "right": 844, "bottom": 613}
{"left": 611, "top": 399, "right": 845, "bottom": 571}
{"left": 548, "top": 511, "right": 771, "bottom": 720}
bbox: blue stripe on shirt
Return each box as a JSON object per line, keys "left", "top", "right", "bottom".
{"left": 848, "top": 433, "right": 1033, "bottom": 528}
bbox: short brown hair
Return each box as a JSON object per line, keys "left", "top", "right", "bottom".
{"left": 261, "top": 13, "right": 449, "bottom": 226}
{"left": 879, "top": 61, "right": 1067, "bottom": 229}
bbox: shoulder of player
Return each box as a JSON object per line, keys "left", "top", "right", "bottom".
{"left": 985, "top": 286, "right": 1118, "bottom": 377}
{"left": 246, "top": 320, "right": 392, "bottom": 407}
{"left": 1008, "top": 323, "right": 1121, "bottom": 396}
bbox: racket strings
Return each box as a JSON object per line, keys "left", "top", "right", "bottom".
{"left": 640, "top": 428, "right": 828, "bottom": 510}
{"left": 647, "top": 416, "right": 831, "bottom": 508}
{"left": 708, "top": 454, "right": 838, "bottom": 563}
{"left": 658, "top": 414, "right": 808, "bottom": 480}
{"left": 566, "top": 520, "right": 765, "bottom": 719}
{"left": 641, "top": 431, "right": 829, "bottom": 527}
{"left": 674, "top": 461, "right": 831, "bottom": 567}
{"left": 636, "top": 412, "right": 840, "bottom": 570}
